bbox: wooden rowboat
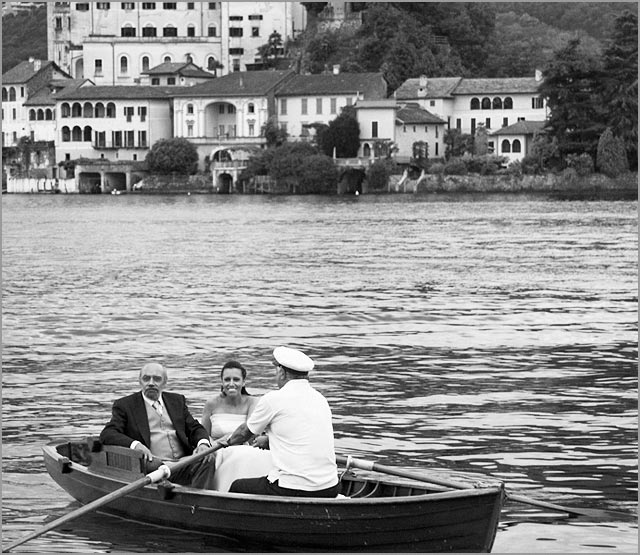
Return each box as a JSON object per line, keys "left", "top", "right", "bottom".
{"left": 43, "top": 439, "right": 504, "bottom": 552}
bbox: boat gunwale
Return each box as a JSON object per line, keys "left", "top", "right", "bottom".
{"left": 43, "top": 443, "right": 504, "bottom": 507}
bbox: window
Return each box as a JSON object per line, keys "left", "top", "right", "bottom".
{"left": 142, "top": 26, "right": 157, "bottom": 37}
{"left": 124, "top": 106, "right": 134, "bottom": 121}
{"left": 76, "top": 3, "right": 89, "bottom": 11}
{"left": 167, "top": 77, "right": 176, "bottom": 85}
{"left": 485, "top": 118, "right": 491, "bottom": 128}
{"left": 371, "top": 121, "right": 378, "bottom": 138}
{"left": 435, "top": 143, "right": 439, "bottom": 156}
{"left": 138, "top": 130, "right": 147, "bottom": 147}
{"left": 186, "top": 104, "right": 194, "bottom": 115}
{"left": 330, "top": 98, "right": 337, "bottom": 114}
{"left": 504, "top": 97, "right": 513, "bottom": 109}
{"left": 430, "top": 100, "right": 435, "bottom": 107}
{"left": 72, "top": 102, "right": 82, "bottom": 117}
{"left": 121, "top": 26, "right": 136, "bottom": 37}
{"left": 120, "top": 56, "right": 129, "bottom": 74}
{"left": 12, "top": 131, "right": 17, "bottom": 142}
{"left": 503, "top": 117, "right": 508, "bottom": 127}
{"left": 413, "top": 125, "right": 416, "bottom": 133}
{"left": 94, "top": 59, "right": 103, "bottom": 75}
{"left": 125, "top": 130, "right": 135, "bottom": 147}
{"left": 1, "top": 88, "right": 6, "bottom": 101}
{"left": 207, "top": 57, "right": 218, "bottom": 70}
{"left": 471, "top": 118, "right": 476, "bottom": 135}
{"left": 187, "top": 25, "right": 195, "bottom": 37}
{"left": 61, "top": 103, "right": 70, "bottom": 117}
{"left": 481, "top": 97, "right": 491, "bottom": 110}
{"left": 163, "top": 55, "right": 171, "bottom": 63}
{"left": 435, "top": 126, "right": 439, "bottom": 138}
{"left": 218, "top": 105, "right": 225, "bottom": 114}
{"left": 208, "top": 25, "right": 217, "bottom": 37}
{"left": 106, "top": 102, "right": 116, "bottom": 117}
{"left": 113, "top": 130, "right": 122, "bottom": 147}
{"left": 517, "top": 117, "right": 525, "bottom": 122}
{"left": 83, "top": 102, "right": 93, "bottom": 117}
{"left": 455, "top": 118, "right": 462, "bottom": 130}
{"left": 138, "top": 106, "right": 147, "bottom": 121}
{"left": 8, "top": 87, "right": 16, "bottom": 101}
{"left": 249, "top": 122, "right": 255, "bottom": 136}
{"left": 163, "top": 26, "right": 177, "bottom": 37}
{"left": 402, "top": 125, "right": 406, "bottom": 133}
{"left": 492, "top": 97, "right": 502, "bottom": 110}
{"left": 151, "top": 78, "right": 160, "bottom": 85}
{"left": 163, "top": 2, "right": 176, "bottom": 8}
{"left": 252, "top": 27, "right": 260, "bottom": 37}
{"left": 229, "top": 27, "right": 243, "bottom": 37}
{"left": 96, "top": 2, "right": 110, "bottom": 9}
{"left": 55, "top": 17, "right": 63, "bottom": 30}
{"left": 232, "top": 59, "right": 240, "bottom": 72}
{"left": 187, "top": 124, "right": 193, "bottom": 137}
{"left": 229, "top": 15, "right": 243, "bottom": 20}
{"left": 280, "top": 98, "right": 287, "bottom": 115}
{"left": 95, "top": 131, "right": 106, "bottom": 147}
{"left": 249, "top": 14, "right": 263, "bottom": 20}
{"left": 122, "top": 3, "right": 135, "bottom": 9}
{"left": 316, "top": 98, "right": 322, "bottom": 114}
{"left": 142, "top": 56, "right": 150, "bottom": 72}
{"left": 501, "top": 139, "right": 511, "bottom": 153}
{"left": 512, "top": 139, "right": 521, "bottom": 153}
{"left": 301, "top": 98, "right": 307, "bottom": 115}
{"left": 187, "top": 2, "right": 194, "bottom": 8}
{"left": 142, "top": 2, "right": 156, "bottom": 9}
{"left": 29, "top": 109, "right": 36, "bottom": 121}
{"left": 95, "top": 103, "right": 105, "bottom": 117}
{"left": 62, "top": 126, "right": 70, "bottom": 142}
{"left": 72, "top": 126, "right": 82, "bottom": 141}
{"left": 83, "top": 126, "right": 92, "bottom": 141}
{"left": 470, "top": 98, "right": 480, "bottom": 110}
{"left": 227, "top": 105, "right": 235, "bottom": 114}
{"left": 532, "top": 96, "right": 544, "bottom": 109}
{"left": 229, "top": 48, "right": 244, "bottom": 55}
{"left": 208, "top": 2, "right": 217, "bottom": 9}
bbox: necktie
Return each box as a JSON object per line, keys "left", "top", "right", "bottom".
{"left": 152, "top": 401, "right": 163, "bottom": 415}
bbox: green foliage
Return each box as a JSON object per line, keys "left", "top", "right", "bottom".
{"left": 473, "top": 126, "right": 489, "bottom": 156}
{"left": 596, "top": 10, "right": 638, "bottom": 170}
{"left": 538, "top": 38, "right": 605, "bottom": 161}
{"left": 444, "top": 159, "right": 468, "bottom": 175}
{"left": 565, "top": 153, "right": 595, "bottom": 176}
{"left": 317, "top": 105, "right": 359, "bottom": 158}
{"left": 297, "top": 154, "right": 339, "bottom": 193}
{"left": 444, "top": 129, "right": 474, "bottom": 160}
{"left": 428, "top": 162, "right": 445, "bottom": 175}
{"left": 145, "top": 138, "right": 198, "bottom": 175}
{"left": 366, "top": 159, "right": 396, "bottom": 191}
{"left": 463, "top": 154, "right": 507, "bottom": 175}
{"left": 262, "top": 117, "right": 288, "bottom": 148}
{"left": 596, "top": 128, "right": 629, "bottom": 177}
{"left": 257, "top": 31, "right": 284, "bottom": 68}
{"left": 2, "top": 5, "right": 47, "bottom": 74}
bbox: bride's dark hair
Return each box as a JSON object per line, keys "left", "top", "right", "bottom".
{"left": 220, "top": 360, "right": 249, "bottom": 395}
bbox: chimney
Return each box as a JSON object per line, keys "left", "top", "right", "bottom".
{"left": 332, "top": 64, "right": 340, "bottom": 75}
{"left": 239, "top": 74, "right": 244, "bottom": 88}
{"left": 33, "top": 59, "right": 41, "bottom": 71}
{"left": 535, "top": 69, "right": 543, "bottom": 82}
{"left": 419, "top": 75, "right": 427, "bottom": 87}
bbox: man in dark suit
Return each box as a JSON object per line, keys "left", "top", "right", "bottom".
{"left": 100, "top": 361, "right": 215, "bottom": 489}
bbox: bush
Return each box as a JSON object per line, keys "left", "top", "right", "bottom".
{"left": 146, "top": 138, "right": 198, "bottom": 175}
{"left": 428, "top": 162, "right": 444, "bottom": 175}
{"left": 298, "top": 155, "right": 339, "bottom": 193}
{"left": 565, "top": 153, "right": 594, "bottom": 176}
{"left": 444, "top": 159, "right": 468, "bottom": 175}
{"left": 506, "top": 160, "right": 523, "bottom": 176}
{"left": 367, "top": 159, "right": 396, "bottom": 190}
{"left": 463, "top": 154, "right": 507, "bottom": 175}
{"left": 596, "top": 128, "right": 629, "bottom": 177}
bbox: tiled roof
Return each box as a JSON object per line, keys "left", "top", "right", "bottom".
{"left": 24, "top": 79, "right": 88, "bottom": 106}
{"left": 395, "top": 76, "right": 542, "bottom": 98}
{"left": 396, "top": 105, "right": 446, "bottom": 124}
{"left": 144, "top": 62, "right": 214, "bottom": 79}
{"left": 394, "top": 77, "right": 461, "bottom": 99}
{"left": 354, "top": 100, "right": 397, "bottom": 109}
{"left": 55, "top": 85, "right": 175, "bottom": 100}
{"left": 174, "top": 70, "right": 294, "bottom": 97}
{"left": 454, "top": 77, "right": 542, "bottom": 95}
{"left": 2, "top": 59, "right": 56, "bottom": 84}
{"left": 490, "top": 120, "right": 546, "bottom": 136}
{"left": 277, "top": 72, "right": 386, "bottom": 97}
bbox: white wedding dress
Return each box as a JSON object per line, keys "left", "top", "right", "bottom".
{"left": 209, "top": 413, "right": 273, "bottom": 492}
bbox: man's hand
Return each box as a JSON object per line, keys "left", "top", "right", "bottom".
{"left": 194, "top": 441, "right": 217, "bottom": 464}
{"left": 251, "top": 435, "right": 269, "bottom": 450}
{"left": 133, "top": 443, "right": 154, "bottom": 461}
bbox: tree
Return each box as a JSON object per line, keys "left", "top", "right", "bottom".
{"left": 257, "top": 31, "right": 284, "bottom": 69}
{"left": 596, "top": 10, "right": 638, "bottom": 170}
{"left": 262, "top": 116, "right": 288, "bottom": 147}
{"left": 317, "top": 105, "right": 359, "bottom": 158}
{"left": 145, "top": 138, "right": 198, "bottom": 175}
{"left": 596, "top": 127, "right": 629, "bottom": 177}
{"left": 538, "top": 38, "right": 605, "bottom": 163}
{"left": 444, "top": 129, "right": 474, "bottom": 160}
{"left": 297, "top": 154, "right": 339, "bottom": 193}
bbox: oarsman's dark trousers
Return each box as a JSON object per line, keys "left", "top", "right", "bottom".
{"left": 229, "top": 476, "right": 340, "bottom": 497}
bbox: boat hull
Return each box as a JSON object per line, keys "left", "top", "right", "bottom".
{"left": 43, "top": 441, "right": 503, "bottom": 552}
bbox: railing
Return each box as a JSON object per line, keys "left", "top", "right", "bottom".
{"left": 92, "top": 141, "right": 148, "bottom": 150}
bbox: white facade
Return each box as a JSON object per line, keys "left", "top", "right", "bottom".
{"left": 2, "top": 83, "right": 29, "bottom": 146}
{"left": 47, "top": 2, "right": 306, "bottom": 84}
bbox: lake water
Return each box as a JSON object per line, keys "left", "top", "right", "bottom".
{"left": 2, "top": 193, "right": 637, "bottom": 553}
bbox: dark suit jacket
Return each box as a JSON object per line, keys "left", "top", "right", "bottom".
{"left": 99, "top": 391, "right": 208, "bottom": 456}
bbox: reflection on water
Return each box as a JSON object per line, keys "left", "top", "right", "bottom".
{"left": 2, "top": 194, "right": 637, "bottom": 552}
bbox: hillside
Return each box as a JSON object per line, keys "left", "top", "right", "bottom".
{"left": 2, "top": 3, "right": 47, "bottom": 74}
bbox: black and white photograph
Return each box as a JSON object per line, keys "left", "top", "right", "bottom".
{"left": 2, "top": 1, "right": 637, "bottom": 552}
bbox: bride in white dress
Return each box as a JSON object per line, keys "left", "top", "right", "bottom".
{"left": 201, "top": 360, "right": 273, "bottom": 491}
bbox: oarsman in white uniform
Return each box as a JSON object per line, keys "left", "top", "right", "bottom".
{"left": 224, "top": 347, "right": 340, "bottom": 497}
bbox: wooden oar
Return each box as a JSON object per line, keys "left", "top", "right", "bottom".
{"left": 336, "top": 455, "right": 630, "bottom": 520}
{"left": 4, "top": 441, "right": 225, "bottom": 552}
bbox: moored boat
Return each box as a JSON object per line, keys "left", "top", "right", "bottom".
{"left": 43, "top": 439, "right": 504, "bottom": 552}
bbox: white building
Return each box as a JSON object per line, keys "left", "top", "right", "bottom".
{"left": 394, "top": 73, "right": 548, "bottom": 144}
{"left": 275, "top": 71, "right": 387, "bottom": 140}
{"left": 46, "top": 2, "right": 306, "bottom": 84}
{"left": 490, "top": 120, "right": 546, "bottom": 164}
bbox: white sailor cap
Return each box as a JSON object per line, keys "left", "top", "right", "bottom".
{"left": 273, "top": 346, "right": 314, "bottom": 374}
